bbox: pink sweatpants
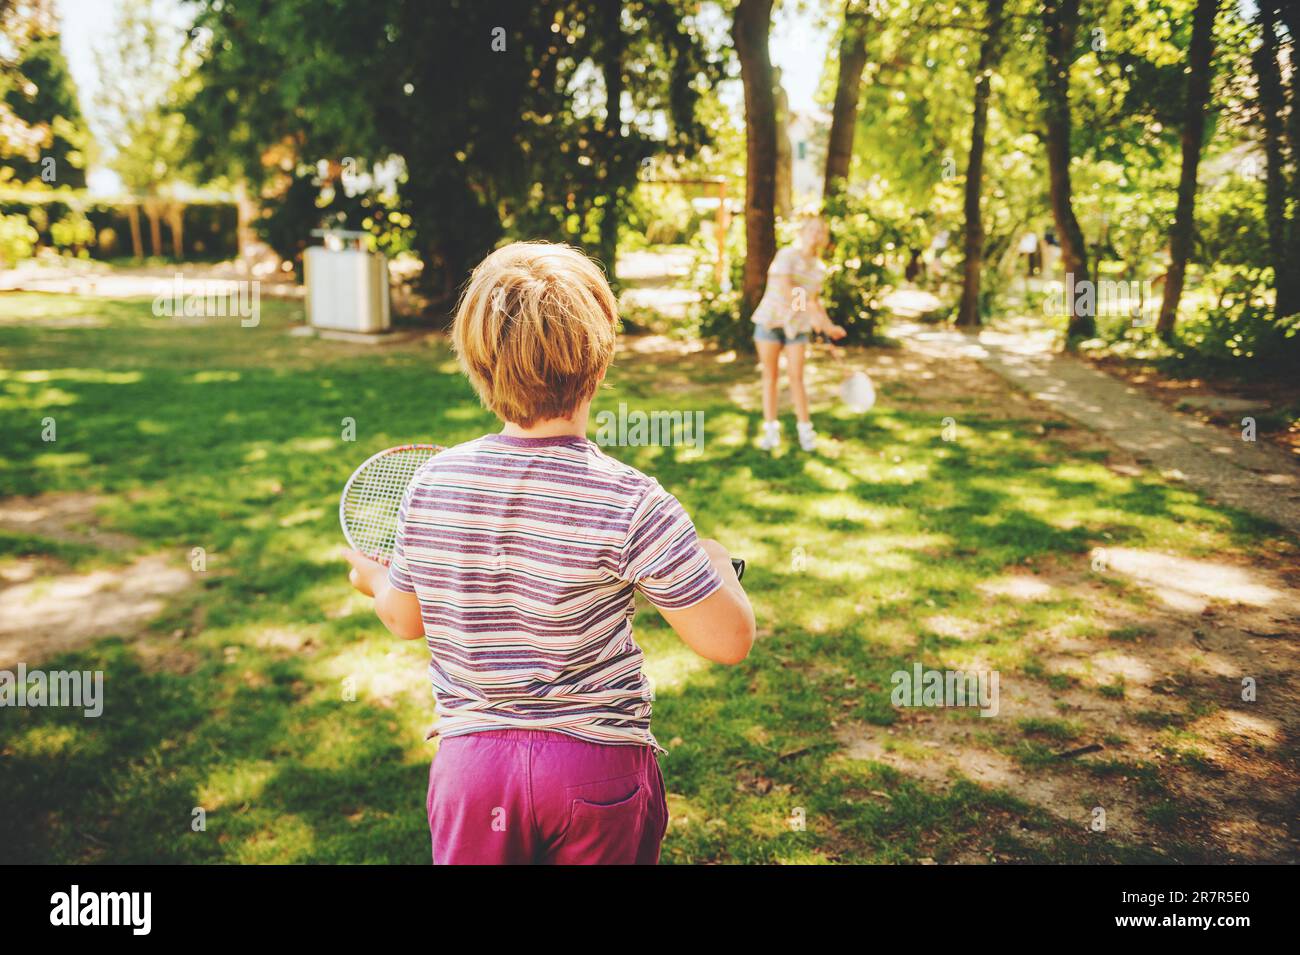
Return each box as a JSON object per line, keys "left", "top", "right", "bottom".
{"left": 426, "top": 728, "right": 668, "bottom": 865}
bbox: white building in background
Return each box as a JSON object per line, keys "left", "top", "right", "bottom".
{"left": 787, "top": 109, "right": 829, "bottom": 210}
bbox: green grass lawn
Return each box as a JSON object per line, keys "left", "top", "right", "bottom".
{"left": 0, "top": 291, "right": 1291, "bottom": 863}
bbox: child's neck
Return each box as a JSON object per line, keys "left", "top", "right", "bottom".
{"left": 501, "top": 407, "right": 590, "bottom": 440}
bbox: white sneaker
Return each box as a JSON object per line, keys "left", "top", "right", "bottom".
{"left": 759, "top": 421, "right": 781, "bottom": 451}
{"left": 797, "top": 422, "right": 817, "bottom": 452}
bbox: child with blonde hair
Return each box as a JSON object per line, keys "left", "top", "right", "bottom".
{"left": 344, "top": 241, "right": 755, "bottom": 865}
{"left": 751, "top": 216, "right": 847, "bottom": 451}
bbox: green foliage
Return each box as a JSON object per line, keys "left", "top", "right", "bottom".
{"left": 1, "top": 33, "right": 92, "bottom": 188}
{"left": 1174, "top": 298, "right": 1300, "bottom": 365}
{"left": 49, "top": 210, "right": 94, "bottom": 254}
{"left": 625, "top": 184, "right": 697, "bottom": 247}
{"left": 0, "top": 193, "right": 239, "bottom": 261}
{"left": 693, "top": 281, "right": 748, "bottom": 351}
{"left": 0, "top": 211, "right": 38, "bottom": 265}
{"left": 93, "top": 0, "right": 195, "bottom": 197}
{"left": 689, "top": 214, "right": 749, "bottom": 351}
{"left": 821, "top": 192, "right": 914, "bottom": 343}
{"left": 254, "top": 165, "right": 416, "bottom": 278}
{"left": 1172, "top": 174, "right": 1284, "bottom": 362}
{"left": 1195, "top": 174, "right": 1270, "bottom": 274}
{"left": 183, "top": 0, "right": 719, "bottom": 300}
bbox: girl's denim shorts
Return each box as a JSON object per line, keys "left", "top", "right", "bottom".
{"left": 753, "top": 324, "right": 810, "bottom": 346}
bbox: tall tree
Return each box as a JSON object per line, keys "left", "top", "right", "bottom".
{"left": 1253, "top": 1, "right": 1287, "bottom": 317}
{"left": 1042, "top": 0, "right": 1094, "bottom": 342}
{"left": 94, "top": 0, "right": 194, "bottom": 257}
{"left": 1156, "top": 0, "right": 1220, "bottom": 338}
{"left": 1, "top": 32, "right": 90, "bottom": 187}
{"left": 822, "top": 0, "right": 871, "bottom": 202}
{"left": 596, "top": 0, "right": 624, "bottom": 283}
{"left": 773, "top": 66, "right": 793, "bottom": 218}
{"left": 0, "top": 0, "right": 55, "bottom": 167}
{"left": 185, "top": 0, "right": 713, "bottom": 308}
{"left": 0, "top": 0, "right": 90, "bottom": 187}
{"left": 1276, "top": 2, "right": 1300, "bottom": 320}
{"left": 956, "top": 0, "right": 1006, "bottom": 327}
{"left": 733, "top": 0, "right": 777, "bottom": 316}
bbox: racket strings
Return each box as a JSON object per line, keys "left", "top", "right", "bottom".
{"left": 342, "top": 447, "right": 437, "bottom": 559}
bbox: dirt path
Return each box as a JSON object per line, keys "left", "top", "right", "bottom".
{"left": 895, "top": 321, "right": 1300, "bottom": 539}
{"left": 616, "top": 248, "right": 700, "bottom": 321}
{"left": 0, "top": 493, "right": 195, "bottom": 670}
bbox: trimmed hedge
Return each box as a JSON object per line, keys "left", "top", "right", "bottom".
{"left": 0, "top": 194, "right": 239, "bottom": 262}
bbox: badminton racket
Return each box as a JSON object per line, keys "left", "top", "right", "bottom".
{"left": 339, "top": 443, "right": 443, "bottom": 564}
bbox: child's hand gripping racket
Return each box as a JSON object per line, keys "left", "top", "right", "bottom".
{"left": 340, "top": 444, "right": 443, "bottom": 565}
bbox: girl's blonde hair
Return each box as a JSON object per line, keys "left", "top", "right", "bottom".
{"left": 799, "top": 215, "right": 829, "bottom": 241}
{"left": 452, "top": 241, "right": 618, "bottom": 427}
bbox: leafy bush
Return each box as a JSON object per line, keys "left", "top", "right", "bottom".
{"left": 625, "top": 184, "right": 697, "bottom": 248}
{"left": 50, "top": 211, "right": 95, "bottom": 255}
{"left": 1176, "top": 297, "right": 1300, "bottom": 365}
{"left": 689, "top": 218, "right": 749, "bottom": 351}
{"left": 257, "top": 166, "right": 416, "bottom": 278}
{"left": 0, "top": 193, "right": 239, "bottom": 261}
{"left": 0, "top": 213, "right": 39, "bottom": 266}
{"left": 821, "top": 192, "right": 910, "bottom": 343}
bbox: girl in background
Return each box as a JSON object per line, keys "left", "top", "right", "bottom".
{"left": 750, "top": 216, "right": 847, "bottom": 452}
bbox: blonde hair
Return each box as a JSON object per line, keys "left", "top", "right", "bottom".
{"left": 799, "top": 215, "right": 829, "bottom": 242}
{"left": 452, "top": 241, "right": 618, "bottom": 427}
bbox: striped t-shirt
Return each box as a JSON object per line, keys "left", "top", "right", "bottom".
{"left": 387, "top": 432, "right": 722, "bottom": 750}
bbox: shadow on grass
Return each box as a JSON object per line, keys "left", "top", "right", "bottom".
{"left": 0, "top": 639, "right": 430, "bottom": 864}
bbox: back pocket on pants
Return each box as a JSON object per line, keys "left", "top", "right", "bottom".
{"left": 552, "top": 784, "right": 648, "bottom": 865}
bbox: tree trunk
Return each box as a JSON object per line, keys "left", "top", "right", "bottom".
{"left": 168, "top": 202, "right": 184, "bottom": 259}
{"left": 127, "top": 203, "right": 144, "bottom": 260}
{"left": 1042, "top": 0, "right": 1093, "bottom": 342}
{"left": 597, "top": 0, "right": 624, "bottom": 286}
{"left": 1275, "top": 2, "right": 1300, "bottom": 319}
{"left": 823, "top": 2, "right": 871, "bottom": 202}
{"left": 1156, "top": 0, "right": 1219, "bottom": 339}
{"left": 1254, "top": 2, "right": 1286, "bottom": 317}
{"left": 733, "top": 0, "right": 778, "bottom": 317}
{"left": 774, "top": 70, "right": 793, "bottom": 219}
{"left": 957, "top": 0, "right": 1006, "bottom": 327}
{"left": 143, "top": 198, "right": 164, "bottom": 258}
{"left": 234, "top": 180, "right": 259, "bottom": 267}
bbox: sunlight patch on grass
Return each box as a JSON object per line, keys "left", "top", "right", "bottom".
{"left": 7, "top": 723, "right": 82, "bottom": 758}
{"left": 640, "top": 630, "right": 713, "bottom": 697}
{"left": 188, "top": 371, "right": 242, "bottom": 384}
{"left": 0, "top": 385, "right": 81, "bottom": 410}
{"left": 32, "top": 452, "right": 91, "bottom": 470}
{"left": 277, "top": 506, "right": 326, "bottom": 528}
{"left": 198, "top": 760, "right": 277, "bottom": 810}
{"left": 229, "top": 815, "right": 317, "bottom": 864}
{"left": 309, "top": 643, "right": 426, "bottom": 703}
{"left": 283, "top": 436, "right": 337, "bottom": 454}
{"left": 0, "top": 368, "right": 144, "bottom": 385}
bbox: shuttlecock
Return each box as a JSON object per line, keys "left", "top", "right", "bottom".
{"left": 841, "top": 371, "right": 876, "bottom": 413}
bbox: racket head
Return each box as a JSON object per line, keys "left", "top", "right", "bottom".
{"left": 339, "top": 443, "right": 442, "bottom": 564}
